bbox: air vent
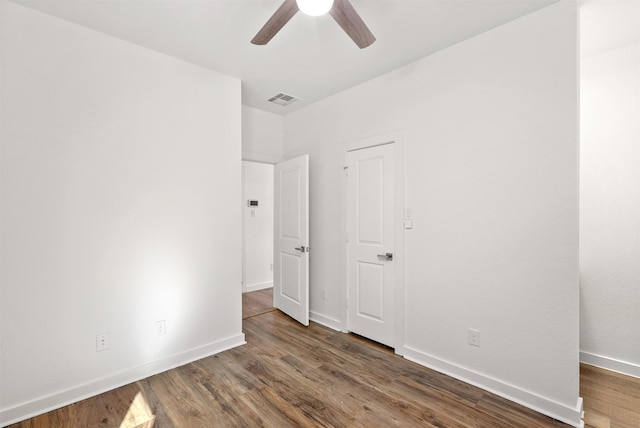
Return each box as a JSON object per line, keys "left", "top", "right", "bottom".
{"left": 267, "top": 92, "right": 300, "bottom": 106}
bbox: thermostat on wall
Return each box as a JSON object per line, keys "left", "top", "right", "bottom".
{"left": 248, "top": 200, "right": 259, "bottom": 207}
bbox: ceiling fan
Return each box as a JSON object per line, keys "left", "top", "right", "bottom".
{"left": 251, "top": 0, "right": 376, "bottom": 49}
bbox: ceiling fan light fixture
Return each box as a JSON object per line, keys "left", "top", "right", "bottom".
{"left": 252, "top": 0, "right": 375, "bottom": 48}
{"left": 296, "top": 0, "right": 334, "bottom": 16}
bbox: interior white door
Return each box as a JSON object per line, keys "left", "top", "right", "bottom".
{"left": 347, "top": 144, "right": 395, "bottom": 347}
{"left": 274, "top": 154, "right": 309, "bottom": 326}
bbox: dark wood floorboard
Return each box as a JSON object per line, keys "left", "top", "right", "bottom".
{"left": 8, "top": 303, "right": 638, "bottom": 427}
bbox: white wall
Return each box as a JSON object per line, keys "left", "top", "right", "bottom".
{"left": 580, "top": 35, "right": 640, "bottom": 376}
{"left": 0, "top": 2, "right": 243, "bottom": 424}
{"left": 284, "top": 2, "right": 580, "bottom": 426}
{"left": 242, "top": 161, "right": 274, "bottom": 292}
{"left": 242, "top": 105, "right": 284, "bottom": 163}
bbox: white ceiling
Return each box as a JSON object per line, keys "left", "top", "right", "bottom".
{"left": 15, "top": 0, "right": 561, "bottom": 115}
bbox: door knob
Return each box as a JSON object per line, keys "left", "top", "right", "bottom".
{"left": 377, "top": 252, "right": 393, "bottom": 260}
{"left": 295, "top": 246, "right": 307, "bottom": 253}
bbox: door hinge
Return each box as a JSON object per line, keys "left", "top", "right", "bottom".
{"left": 343, "top": 166, "right": 348, "bottom": 177}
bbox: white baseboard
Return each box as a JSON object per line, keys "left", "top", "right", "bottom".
{"left": 242, "top": 281, "right": 273, "bottom": 293}
{"left": 403, "top": 346, "right": 584, "bottom": 428}
{"left": 580, "top": 351, "right": 640, "bottom": 378}
{"left": 0, "top": 333, "right": 246, "bottom": 426}
{"left": 309, "top": 311, "right": 342, "bottom": 331}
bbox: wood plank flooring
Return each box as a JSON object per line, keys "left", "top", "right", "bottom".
{"left": 580, "top": 363, "right": 640, "bottom": 428}
{"left": 242, "top": 287, "right": 275, "bottom": 320}
{"left": 8, "top": 291, "right": 639, "bottom": 427}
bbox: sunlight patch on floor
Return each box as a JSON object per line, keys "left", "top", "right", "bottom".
{"left": 119, "top": 391, "right": 155, "bottom": 428}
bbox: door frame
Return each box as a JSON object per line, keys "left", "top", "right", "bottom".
{"left": 341, "top": 130, "right": 405, "bottom": 355}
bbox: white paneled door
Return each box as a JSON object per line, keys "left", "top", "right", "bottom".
{"left": 274, "top": 155, "right": 309, "bottom": 326}
{"left": 347, "top": 144, "right": 395, "bottom": 347}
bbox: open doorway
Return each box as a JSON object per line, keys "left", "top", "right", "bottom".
{"left": 241, "top": 161, "right": 274, "bottom": 294}
{"left": 241, "top": 156, "right": 310, "bottom": 324}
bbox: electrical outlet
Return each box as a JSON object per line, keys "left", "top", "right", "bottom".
{"left": 321, "top": 288, "right": 328, "bottom": 300}
{"left": 468, "top": 328, "right": 480, "bottom": 347}
{"left": 96, "top": 333, "right": 110, "bottom": 352}
{"left": 155, "top": 320, "right": 166, "bottom": 336}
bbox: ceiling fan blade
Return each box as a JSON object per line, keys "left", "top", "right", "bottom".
{"left": 251, "top": 0, "right": 299, "bottom": 45}
{"left": 329, "top": 0, "right": 375, "bottom": 49}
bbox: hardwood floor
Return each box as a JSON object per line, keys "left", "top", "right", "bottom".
{"left": 8, "top": 296, "right": 639, "bottom": 427}
{"left": 580, "top": 363, "right": 640, "bottom": 428}
{"left": 242, "top": 288, "right": 275, "bottom": 319}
